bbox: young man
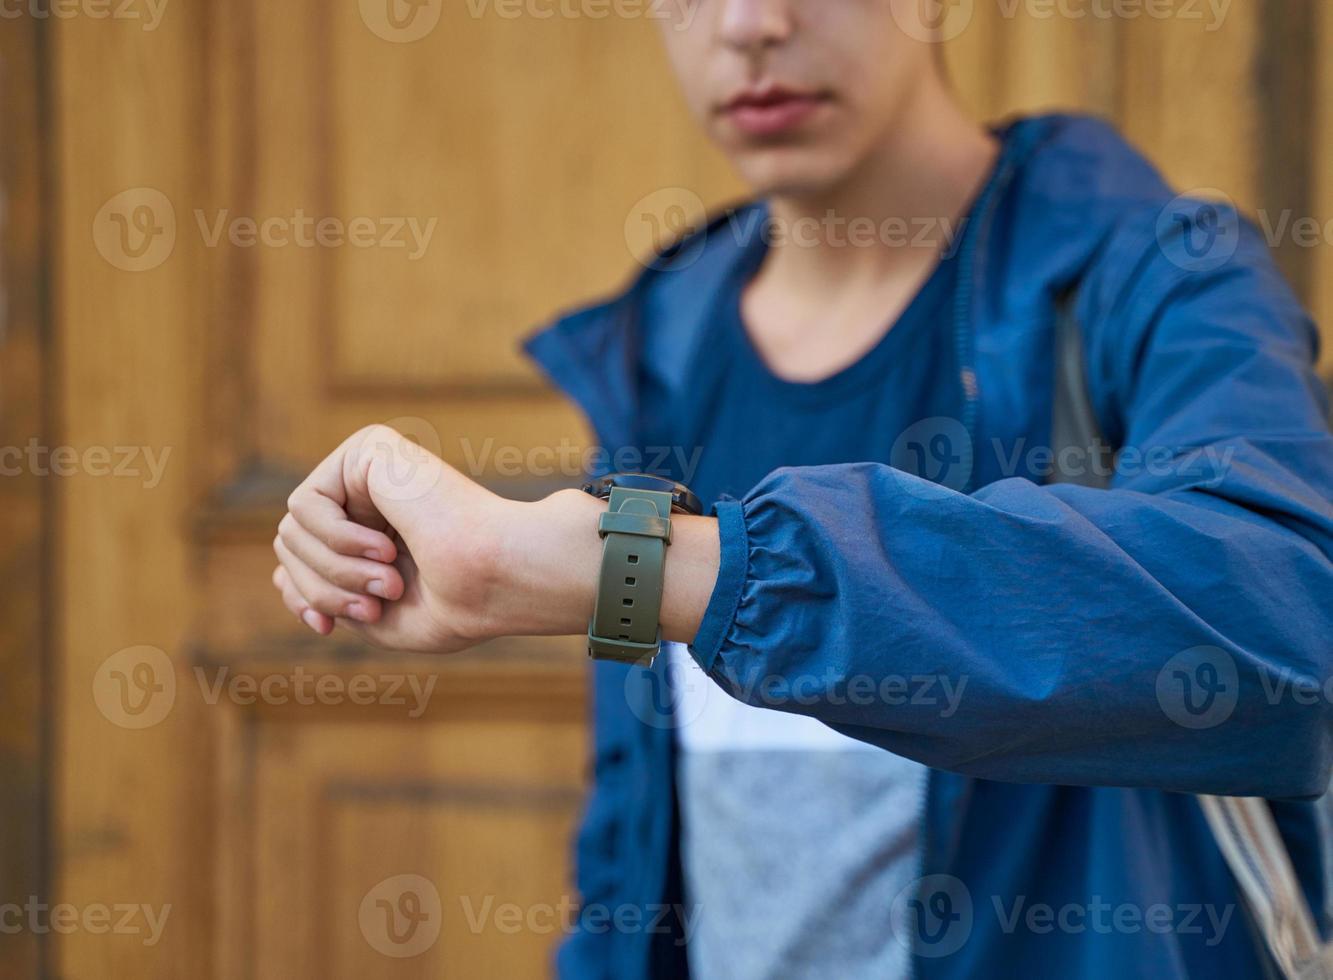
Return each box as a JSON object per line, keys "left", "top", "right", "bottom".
{"left": 271, "top": 2, "right": 1333, "bottom": 977}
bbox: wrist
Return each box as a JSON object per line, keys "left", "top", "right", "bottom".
{"left": 482, "top": 485, "right": 721, "bottom": 648}
{"left": 482, "top": 488, "right": 604, "bottom": 639}
{"left": 659, "top": 508, "right": 721, "bottom": 645}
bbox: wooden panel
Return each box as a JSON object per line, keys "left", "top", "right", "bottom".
{"left": 1250, "top": 0, "right": 1318, "bottom": 305}
{"left": 193, "top": 473, "right": 588, "bottom": 979}
{"left": 326, "top": 5, "right": 740, "bottom": 391}
{"left": 1117, "top": 4, "right": 1262, "bottom": 209}
{"left": 237, "top": 708, "right": 584, "bottom": 979}
{"left": 947, "top": 2, "right": 1327, "bottom": 375}
{"left": 324, "top": 794, "right": 575, "bottom": 978}
{"left": 53, "top": 5, "right": 215, "bottom": 979}
{"left": 229, "top": 0, "right": 743, "bottom": 470}
{"left": 1312, "top": 0, "right": 1333, "bottom": 372}
{"left": 945, "top": 2, "right": 1117, "bottom": 120}
{"left": 949, "top": 4, "right": 1259, "bottom": 204}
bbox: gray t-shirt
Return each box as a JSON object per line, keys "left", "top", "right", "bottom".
{"left": 668, "top": 644, "right": 928, "bottom": 979}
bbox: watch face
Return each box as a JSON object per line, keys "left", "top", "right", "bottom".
{"left": 580, "top": 473, "right": 703, "bottom": 516}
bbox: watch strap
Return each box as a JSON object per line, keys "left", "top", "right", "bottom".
{"left": 587, "top": 486, "right": 673, "bottom": 665}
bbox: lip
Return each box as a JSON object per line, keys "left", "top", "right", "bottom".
{"left": 719, "top": 85, "right": 831, "bottom": 138}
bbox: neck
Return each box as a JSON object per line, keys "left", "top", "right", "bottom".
{"left": 763, "top": 79, "right": 999, "bottom": 291}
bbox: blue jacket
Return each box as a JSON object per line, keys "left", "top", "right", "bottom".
{"left": 524, "top": 114, "right": 1333, "bottom": 979}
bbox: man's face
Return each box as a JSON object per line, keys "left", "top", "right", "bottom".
{"left": 658, "top": 0, "right": 941, "bottom": 197}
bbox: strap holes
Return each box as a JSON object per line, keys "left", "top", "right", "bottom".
{"left": 625, "top": 576, "right": 636, "bottom": 586}
{"left": 628, "top": 554, "right": 639, "bottom": 564}
{"left": 620, "top": 617, "right": 631, "bottom": 626}
{"left": 622, "top": 597, "right": 634, "bottom": 607}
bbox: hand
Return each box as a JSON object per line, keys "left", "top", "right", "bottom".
{"left": 271, "top": 424, "right": 721, "bottom": 653}
{"left": 270, "top": 424, "right": 553, "bottom": 653}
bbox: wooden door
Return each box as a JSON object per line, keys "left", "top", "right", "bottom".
{"left": 4, "top": 3, "right": 1329, "bottom": 979}
{"left": 47, "top": 3, "right": 739, "bottom": 978}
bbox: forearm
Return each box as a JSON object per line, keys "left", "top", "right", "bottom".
{"left": 485, "top": 488, "right": 721, "bottom": 644}
{"left": 692, "top": 462, "right": 1333, "bottom": 797}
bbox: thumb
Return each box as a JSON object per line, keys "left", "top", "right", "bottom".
{"left": 348, "top": 424, "right": 465, "bottom": 540}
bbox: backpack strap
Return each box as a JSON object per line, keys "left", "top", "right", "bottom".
{"left": 1198, "top": 795, "right": 1333, "bottom": 979}
{"left": 1048, "top": 289, "right": 1332, "bottom": 980}
{"left": 1049, "top": 290, "right": 1113, "bottom": 490}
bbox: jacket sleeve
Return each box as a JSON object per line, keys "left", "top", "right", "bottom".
{"left": 687, "top": 212, "right": 1333, "bottom": 800}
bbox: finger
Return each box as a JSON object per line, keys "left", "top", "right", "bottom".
{"left": 274, "top": 536, "right": 383, "bottom": 624}
{"left": 286, "top": 485, "right": 398, "bottom": 563}
{"left": 301, "top": 428, "right": 401, "bottom": 535}
{"left": 272, "top": 565, "right": 333, "bottom": 635}
{"left": 277, "top": 513, "right": 405, "bottom": 600}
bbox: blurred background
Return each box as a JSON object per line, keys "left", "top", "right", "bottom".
{"left": 2, "top": 1, "right": 1331, "bottom": 977}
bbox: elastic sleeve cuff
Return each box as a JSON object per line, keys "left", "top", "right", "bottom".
{"left": 686, "top": 498, "right": 748, "bottom": 672}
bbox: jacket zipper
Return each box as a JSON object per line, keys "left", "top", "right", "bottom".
{"left": 907, "top": 130, "right": 1029, "bottom": 980}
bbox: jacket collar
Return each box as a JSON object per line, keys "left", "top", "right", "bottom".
{"left": 521, "top": 113, "right": 1151, "bottom": 458}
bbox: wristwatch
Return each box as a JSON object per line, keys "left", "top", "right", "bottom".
{"left": 580, "top": 473, "right": 703, "bottom": 665}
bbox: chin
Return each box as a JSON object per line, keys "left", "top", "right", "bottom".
{"left": 725, "top": 143, "right": 854, "bottom": 201}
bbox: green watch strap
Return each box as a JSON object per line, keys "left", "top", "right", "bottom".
{"left": 587, "top": 486, "right": 673, "bottom": 665}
